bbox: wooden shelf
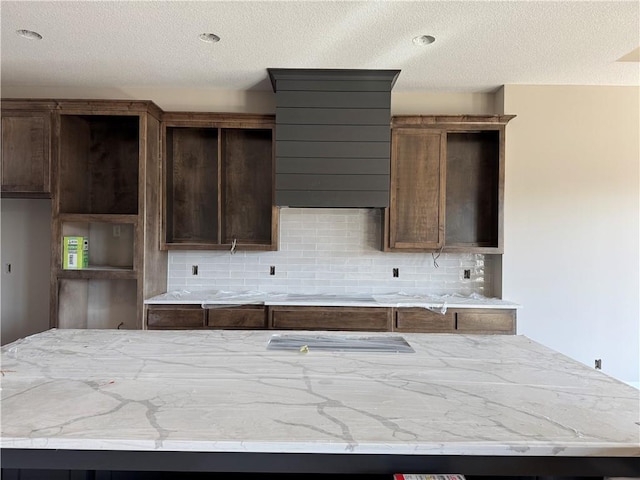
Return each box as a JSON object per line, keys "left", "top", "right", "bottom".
{"left": 58, "top": 213, "right": 138, "bottom": 224}
{"left": 57, "top": 267, "right": 136, "bottom": 280}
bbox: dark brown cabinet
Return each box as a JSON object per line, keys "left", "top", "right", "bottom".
{"left": 269, "top": 306, "right": 393, "bottom": 331}
{"left": 51, "top": 100, "right": 167, "bottom": 330}
{"left": 454, "top": 308, "right": 516, "bottom": 334}
{"left": 147, "top": 305, "right": 206, "bottom": 329}
{"left": 386, "top": 115, "right": 515, "bottom": 253}
{"left": 1, "top": 104, "right": 53, "bottom": 197}
{"left": 394, "top": 307, "right": 516, "bottom": 334}
{"left": 162, "top": 113, "right": 277, "bottom": 251}
{"left": 147, "top": 305, "right": 267, "bottom": 329}
{"left": 395, "top": 308, "right": 455, "bottom": 333}
{"left": 148, "top": 304, "right": 515, "bottom": 334}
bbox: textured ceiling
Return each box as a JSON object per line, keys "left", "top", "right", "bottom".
{"left": 1, "top": 1, "right": 638, "bottom": 93}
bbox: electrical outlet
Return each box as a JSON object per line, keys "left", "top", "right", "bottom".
{"left": 464, "top": 269, "right": 471, "bottom": 279}
{"left": 393, "top": 268, "right": 399, "bottom": 278}
{"left": 113, "top": 225, "right": 121, "bottom": 238}
{"left": 270, "top": 266, "right": 276, "bottom": 276}
{"left": 192, "top": 265, "right": 198, "bottom": 275}
{"left": 595, "top": 359, "right": 602, "bottom": 370}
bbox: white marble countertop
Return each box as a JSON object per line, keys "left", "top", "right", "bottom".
{"left": 2, "top": 329, "right": 637, "bottom": 457}
{"left": 144, "top": 289, "right": 521, "bottom": 310}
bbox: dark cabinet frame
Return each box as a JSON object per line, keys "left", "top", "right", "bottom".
{"left": 385, "top": 115, "right": 515, "bottom": 254}
{"left": 161, "top": 112, "right": 278, "bottom": 251}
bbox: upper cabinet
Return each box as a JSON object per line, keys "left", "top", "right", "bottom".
{"left": 1, "top": 101, "right": 54, "bottom": 197}
{"left": 161, "top": 113, "right": 278, "bottom": 251}
{"left": 386, "top": 115, "right": 515, "bottom": 253}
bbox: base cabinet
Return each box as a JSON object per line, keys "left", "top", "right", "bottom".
{"left": 269, "top": 306, "right": 393, "bottom": 331}
{"left": 395, "top": 307, "right": 516, "bottom": 334}
{"left": 395, "top": 308, "right": 455, "bottom": 333}
{"left": 207, "top": 305, "right": 267, "bottom": 329}
{"left": 148, "top": 304, "right": 516, "bottom": 334}
{"left": 147, "top": 305, "right": 206, "bottom": 329}
{"left": 147, "top": 305, "right": 267, "bottom": 329}
{"left": 454, "top": 308, "right": 516, "bottom": 334}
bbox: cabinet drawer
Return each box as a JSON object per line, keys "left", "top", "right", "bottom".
{"left": 207, "top": 306, "right": 267, "bottom": 329}
{"left": 395, "top": 308, "right": 455, "bottom": 333}
{"left": 454, "top": 309, "right": 516, "bottom": 334}
{"left": 270, "top": 306, "right": 392, "bottom": 331}
{"left": 147, "top": 306, "right": 206, "bottom": 329}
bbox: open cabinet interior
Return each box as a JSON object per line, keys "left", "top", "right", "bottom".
{"left": 57, "top": 279, "right": 138, "bottom": 329}
{"left": 58, "top": 114, "right": 139, "bottom": 215}
{"left": 162, "top": 114, "right": 276, "bottom": 251}
{"left": 445, "top": 130, "right": 500, "bottom": 248}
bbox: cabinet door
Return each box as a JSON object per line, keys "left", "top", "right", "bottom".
{"left": 269, "top": 306, "right": 392, "bottom": 331}
{"left": 1, "top": 111, "right": 51, "bottom": 196}
{"left": 453, "top": 309, "right": 516, "bottom": 334}
{"left": 207, "top": 306, "right": 267, "bottom": 329}
{"left": 395, "top": 308, "right": 455, "bottom": 333}
{"left": 147, "top": 305, "right": 206, "bottom": 329}
{"left": 389, "top": 129, "right": 444, "bottom": 250}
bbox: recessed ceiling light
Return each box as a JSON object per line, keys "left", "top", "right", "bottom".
{"left": 199, "top": 33, "right": 220, "bottom": 43}
{"left": 412, "top": 35, "right": 435, "bottom": 46}
{"left": 16, "top": 29, "right": 42, "bottom": 40}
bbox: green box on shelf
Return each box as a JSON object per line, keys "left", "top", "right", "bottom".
{"left": 62, "top": 236, "right": 89, "bottom": 269}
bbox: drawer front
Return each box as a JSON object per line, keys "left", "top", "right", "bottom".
{"left": 147, "top": 307, "right": 206, "bottom": 329}
{"left": 455, "top": 309, "right": 516, "bottom": 334}
{"left": 395, "top": 308, "right": 455, "bottom": 333}
{"left": 270, "top": 307, "right": 392, "bottom": 331}
{"left": 207, "top": 306, "right": 267, "bottom": 329}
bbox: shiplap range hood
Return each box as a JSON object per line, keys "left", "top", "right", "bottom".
{"left": 268, "top": 68, "right": 400, "bottom": 208}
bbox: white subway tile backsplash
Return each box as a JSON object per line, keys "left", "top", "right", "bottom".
{"left": 167, "top": 208, "right": 495, "bottom": 296}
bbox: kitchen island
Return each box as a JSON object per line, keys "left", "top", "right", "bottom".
{"left": 1, "top": 329, "right": 638, "bottom": 477}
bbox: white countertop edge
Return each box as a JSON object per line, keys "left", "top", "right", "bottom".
{"left": 143, "top": 290, "right": 521, "bottom": 309}
{"left": 1, "top": 438, "right": 636, "bottom": 457}
{"left": 143, "top": 299, "right": 520, "bottom": 309}
{"left": 262, "top": 300, "right": 520, "bottom": 309}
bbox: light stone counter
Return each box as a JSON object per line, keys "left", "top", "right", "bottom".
{"left": 144, "top": 289, "right": 521, "bottom": 310}
{"left": 1, "top": 329, "right": 637, "bottom": 458}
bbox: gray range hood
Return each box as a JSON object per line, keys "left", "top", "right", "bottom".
{"left": 268, "top": 68, "right": 400, "bottom": 208}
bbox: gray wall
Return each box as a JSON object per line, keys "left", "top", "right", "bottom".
{"left": 1, "top": 199, "right": 51, "bottom": 345}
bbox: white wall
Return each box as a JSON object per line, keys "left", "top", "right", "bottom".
{"left": 1, "top": 199, "right": 52, "bottom": 345}
{"left": 501, "top": 85, "right": 640, "bottom": 386}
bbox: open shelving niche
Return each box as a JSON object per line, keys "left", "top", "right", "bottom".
{"left": 51, "top": 102, "right": 166, "bottom": 330}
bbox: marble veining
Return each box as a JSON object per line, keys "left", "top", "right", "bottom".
{"left": 1, "top": 329, "right": 638, "bottom": 456}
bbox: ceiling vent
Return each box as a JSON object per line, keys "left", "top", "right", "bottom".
{"left": 268, "top": 68, "right": 400, "bottom": 208}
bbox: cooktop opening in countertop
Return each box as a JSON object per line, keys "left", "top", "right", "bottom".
{"left": 266, "top": 333, "right": 415, "bottom": 353}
